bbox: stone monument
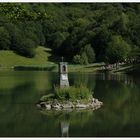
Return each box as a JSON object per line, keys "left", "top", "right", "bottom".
{"left": 59, "top": 58, "right": 69, "bottom": 88}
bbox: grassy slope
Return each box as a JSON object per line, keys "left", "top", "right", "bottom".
{"left": 0, "top": 46, "right": 55, "bottom": 68}
{"left": 68, "top": 63, "right": 105, "bottom": 72}
{"left": 0, "top": 46, "right": 104, "bottom": 72}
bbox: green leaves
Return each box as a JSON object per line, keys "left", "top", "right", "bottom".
{"left": 0, "top": 3, "right": 139, "bottom": 63}
{"left": 0, "top": 27, "right": 11, "bottom": 50}
{"left": 106, "top": 35, "right": 131, "bottom": 63}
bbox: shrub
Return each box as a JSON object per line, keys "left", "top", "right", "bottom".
{"left": 106, "top": 35, "right": 131, "bottom": 63}
{"left": 40, "top": 94, "right": 55, "bottom": 101}
{"left": 12, "top": 35, "right": 36, "bottom": 58}
{"left": 18, "top": 38, "right": 36, "bottom": 58}
{"left": 80, "top": 52, "right": 88, "bottom": 65}
{"left": 0, "top": 27, "right": 11, "bottom": 50}
{"left": 80, "top": 44, "right": 96, "bottom": 63}
{"left": 73, "top": 55, "right": 81, "bottom": 64}
{"left": 54, "top": 84, "right": 93, "bottom": 101}
{"left": 5, "top": 23, "right": 36, "bottom": 58}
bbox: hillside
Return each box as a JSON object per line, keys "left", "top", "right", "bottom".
{"left": 0, "top": 46, "right": 55, "bottom": 69}
{"left": 0, "top": 3, "right": 140, "bottom": 65}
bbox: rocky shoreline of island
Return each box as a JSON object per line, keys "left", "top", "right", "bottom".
{"left": 36, "top": 98, "right": 103, "bottom": 110}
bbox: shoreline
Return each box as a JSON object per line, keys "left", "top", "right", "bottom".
{"left": 36, "top": 98, "right": 103, "bottom": 111}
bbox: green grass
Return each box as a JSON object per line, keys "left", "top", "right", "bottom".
{"left": 0, "top": 46, "right": 55, "bottom": 69}
{"left": 68, "top": 62, "right": 105, "bottom": 72}
{"left": 40, "top": 84, "right": 93, "bottom": 103}
{"left": 40, "top": 84, "right": 93, "bottom": 102}
{"left": 54, "top": 84, "right": 93, "bottom": 101}
{"left": 0, "top": 46, "right": 105, "bottom": 72}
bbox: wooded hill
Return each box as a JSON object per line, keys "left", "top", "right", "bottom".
{"left": 0, "top": 3, "right": 140, "bottom": 64}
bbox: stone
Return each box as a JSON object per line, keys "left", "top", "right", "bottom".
{"left": 36, "top": 103, "right": 41, "bottom": 108}
{"left": 53, "top": 99, "right": 58, "bottom": 104}
{"left": 40, "top": 102, "right": 46, "bottom": 108}
{"left": 76, "top": 104, "right": 88, "bottom": 108}
{"left": 38, "top": 98, "right": 103, "bottom": 110}
{"left": 45, "top": 104, "right": 51, "bottom": 110}
{"left": 51, "top": 104, "right": 61, "bottom": 110}
{"left": 62, "top": 104, "right": 73, "bottom": 109}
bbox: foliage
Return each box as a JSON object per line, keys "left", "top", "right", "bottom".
{"left": 54, "top": 84, "right": 93, "bottom": 101}
{"left": 106, "top": 35, "right": 131, "bottom": 63}
{"left": 0, "top": 27, "right": 11, "bottom": 50}
{"left": 0, "top": 3, "right": 139, "bottom": 63}
{"left": 73, "top": 55, "right": 81, "bottom": 64}
{"left": 73, "top": 53, "right": 89, "bottom": 65}
{"left": 80, "top": 52, "right": 89, "bottom": 65}
{"left": 40, "top": 94, "right": 55, "bottom": 101}
{"left": 80, "top": 44, "right": 95, "bottom": 63}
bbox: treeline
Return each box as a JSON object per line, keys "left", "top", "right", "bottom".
{"left": 0, "top": 3, "right": 140, "bottom": 63}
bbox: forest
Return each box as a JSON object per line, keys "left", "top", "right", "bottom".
{"left": 0, "top": 3, "right": 140, "bottom": 64}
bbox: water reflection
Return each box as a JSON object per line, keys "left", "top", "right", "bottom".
{"left": 0, "top": 71, "right": 139, "bottom": 136}
{"left": 40, "top": 109, "right": 95, "bottom": 137}
{"left": 61, "top": 122, "right": 69, "bottom": 137}
{"left": 97, "top": 72, "right": 139, "bottom": 88}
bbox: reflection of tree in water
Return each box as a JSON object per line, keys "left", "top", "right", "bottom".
{"left": 40, "top": 109, "right": 94, "bottom": 137}
{"left": 98, "top": 73, "right": 139, "bottom": 88}
{"left": 93, "top": 75, "right": 140, "bottom": 136}
{"left": 69, "top": 73, "right": 96, "bottom": 93}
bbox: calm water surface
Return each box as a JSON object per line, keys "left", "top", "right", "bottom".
{"left": 0, "top": 71, "right": 139, "bottom": 137}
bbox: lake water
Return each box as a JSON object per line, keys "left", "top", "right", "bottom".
{"left": 0, "top": 71, "right": 139, "bottom": 137}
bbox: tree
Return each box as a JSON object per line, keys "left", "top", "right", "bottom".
{"left": 0, "top": 3, "right": 139, "bottom": 63}
{"left": 4, "top": 22, "right": 36, "bottom": 57}
{"left": 18, "top": 38, "right": 36, "bottom": 58}
{"left": 0, "top": 27, "right": 11, "bottom": 50}
{"left": 80, "top": 44, "right": 95, "bottom": 64}
{"left": 73, "top": 55, "right": 81, "bottom": 64}
{"left": 106, "top": 35, "right": 131, "bottom": 63}
{"left": 80, "top": 52, "right": 88, "bottom": 65}
{"left": 92, "top": 27, "right": 112, "bottom": 61}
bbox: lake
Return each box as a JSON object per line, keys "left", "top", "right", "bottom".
{"left": 0, "top": 71, "right": 139, "bottom": 137}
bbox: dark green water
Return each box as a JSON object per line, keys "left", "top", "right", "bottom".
{"left": 0, "top": 71, "right": 139, "bottom": 137}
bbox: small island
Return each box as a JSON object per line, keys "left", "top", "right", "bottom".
{"left": 36, "top": 85, "right": 103, "bottom": 110}
{"left": 37, "top": 61, "right": 103, "bottom": 111}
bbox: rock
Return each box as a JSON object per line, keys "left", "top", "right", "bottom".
{"left": 51, "top": 104, "right": 61, "bottom": 110}
{"left": 45, "top": 104, "right": 51, "bottom": 110}
{"left": 61, "top": 101, "right": 74, "bottom": 109}
{"left": 36, "top": 103, "right": 41, "bottom": 108}
{"left": 95, "top": 99, "right": 98, "bottom": 103}
{"left": 91, "top": 98, "right": 95, "bottom": 103}
{"left": 40, "top": 102, "right": 46, "bottom": 108}
{"left": 99, "top": 101, "right": 103, "bottom": 105}
{"left": 76, "top": 104, "right": 88, "bottom": 108}
{"left": 38, "top": 98, "right": 103, "bottom": 110}
{"left": 62, "top": 104, "right": 72, "bottom": 109}
{"left": 76, "top": 100, "right": 80, "bottom": 104}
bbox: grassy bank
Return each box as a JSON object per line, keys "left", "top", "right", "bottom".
{"left": 1, "top": 46, "right": 138, "bottom": 74}
{"left": 0, "top": 46, "right": 55, "bottom": 69}
{"left": 0, "top": 46, "right": 105, "bottom": 72}
{"left": 68, "top": 63, "right": 105, "bottom": 72}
